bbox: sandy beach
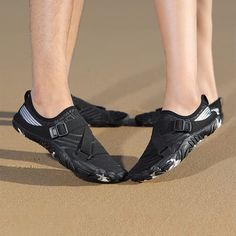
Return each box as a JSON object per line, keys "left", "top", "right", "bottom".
{"left": 0, "top": 1, "right": 236, "bottom": 235}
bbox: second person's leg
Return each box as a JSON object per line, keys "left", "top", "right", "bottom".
{"left": 156, "top": 0, "right": 200, "bottom": 115}
{"left": 129, "top": 0, "right": 218, "bottom": 181}
{"left": 197, "top": 0, "right": 218, "bottom": 103}
{"left": 134, "top": 0, "right": 222, "bottom": 127}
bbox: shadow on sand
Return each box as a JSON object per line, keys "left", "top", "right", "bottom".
{"left": 0, "top": 149, "right": 138, "bottom": 187}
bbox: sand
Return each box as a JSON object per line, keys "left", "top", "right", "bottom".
{"left": 0, "top": 1, "right": 236, "bottom": 235}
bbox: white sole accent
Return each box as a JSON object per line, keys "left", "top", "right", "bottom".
{"left": 167, "top": 159, "right": 181, "bottom": 171}
{"left": 216, "top": 118, "right": 222, "bottom": 128}
{"left": 96, "top": 174, "right": 110, "bottom": 182}
{"left": 150, "top": 172, "right": 159, "bottom": 179}
{"left": 17, "top": 128, "right": 24, "bottom": 136}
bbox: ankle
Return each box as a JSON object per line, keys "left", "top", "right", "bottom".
{"left": 197, "top": 70, "right": 218, "bottom": 103}
{"left": 163, "top": 95, "right": 201, "bottom": 116}
{"left": 203, "top": 92, "right": 218, "bottom": 104}
{"left": 31, "top": 90, "right": 73, "bottom": 118}
{"left": 199, "top": 83, "right": 218, "bottom": 104}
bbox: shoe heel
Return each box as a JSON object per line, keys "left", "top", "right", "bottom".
{"left": 12, "top": 119, "right": 25, "bottom": 136}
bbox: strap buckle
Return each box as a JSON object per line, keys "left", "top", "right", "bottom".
{"left": 49, "top": 122, "right": 68, "bottom": 139}
{"left": 174, "top": 119, "right": 192, "bottom": 132}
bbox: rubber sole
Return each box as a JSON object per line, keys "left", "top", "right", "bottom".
{"left": 131, "top": 118, "right": 219, "bottom": 182}
{"left": 216, "top": 114, "right": 223, "bottom": 129}
{"left": 12, "top": 119, "right": 123, "bottom": 183}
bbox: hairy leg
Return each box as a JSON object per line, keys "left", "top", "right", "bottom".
{"left": 155, "top": 0, "right": 200, "bottom": 115}
{"left": 197, "top": 0, "right": 218, "bottom": 103}
{"left": 30, "top": 0, "right": 83, "bottom": 118}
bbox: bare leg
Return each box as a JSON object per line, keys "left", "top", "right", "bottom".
{"left": 129, "top": 0, "right": 220, "bottom": 181}
{"left": 30, "top": 0, "right": 84, "bottom": 118}
{"left": 197, "top": 0, "right": 218, "bottom": 103}
{"left": 13, "top": 0, "right": 127, "bottom": 183}
{"left": 155, "top": 0, "right": 200, "bottom": 115}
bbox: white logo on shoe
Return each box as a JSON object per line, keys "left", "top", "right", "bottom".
{"left": 96, "top": 173, "right": 110, "bottom": 182}
{"left": 167, "top": 158, "right": 181, "bottom": 171}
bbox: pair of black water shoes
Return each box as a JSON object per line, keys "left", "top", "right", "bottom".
{"left": 13, "top": 92, "right": 222, "bottom": 183}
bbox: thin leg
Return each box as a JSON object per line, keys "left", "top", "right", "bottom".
{"left": 197, "top": 0, "right": 218, "bottom": 103}
{"left": 155, "top": 0, "right": 200, "bottom": 115}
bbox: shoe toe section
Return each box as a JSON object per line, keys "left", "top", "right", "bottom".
{"left": 128, "top": 166, "right": 150, "bottom": 182}
{"left": 135, "top": 111, "right": 158, "bottom": 127}
{"left": 107, "top": 169, "right": 128, "bottom": 183}
{"left": 72, "top": 157, "right": 127, "bottom": 183}
{"left": 128, "top": 144, "right": 161, "bottom": 179}
{"left": 128, "top": 170, "right": 153, "bottom": 182}
{"left": 135, "top": 114, "right": 151, "bottom": 126}
{"left": 93, "top": 154, "right": 127, "bottom": 183}
{"left": 108, "top": 110, "right": 128, "bottom": 122}
{"left": 78, "top": 152, "right": 127, "bottom": 183}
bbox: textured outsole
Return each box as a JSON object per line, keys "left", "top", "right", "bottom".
{"left": 131, "top": 117, "right": 220, "bottom": 182}
{"left": 12, "top": 119, "right": 124, "bottom": 183}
